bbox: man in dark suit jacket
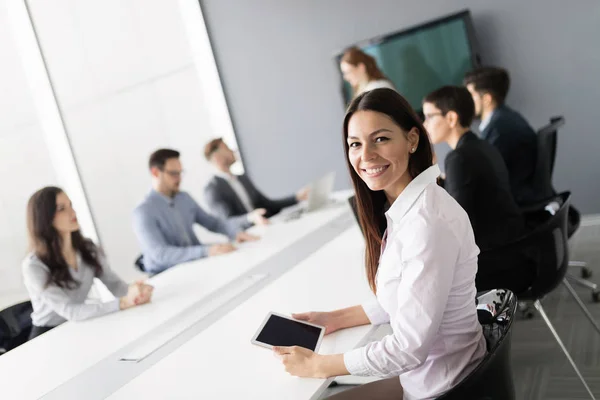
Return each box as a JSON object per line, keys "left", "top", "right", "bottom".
{"left": 464, "top": 67, "right": 538, "bottom": 205}
{"left": 203, "top": 138, "right": 309, "bottom": 228}
{"left": 423, "top": 86, "right": 524, "bottom": 251}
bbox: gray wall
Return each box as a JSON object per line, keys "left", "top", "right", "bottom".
{"left": 200, "top": 0, "right": 600, "bottom": 213}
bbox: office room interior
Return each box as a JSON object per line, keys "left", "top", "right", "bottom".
{"left": 0, "top": 0, "right": 599, "bottom": 399}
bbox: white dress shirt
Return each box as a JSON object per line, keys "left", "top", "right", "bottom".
{"left": 478, "top": 109, "right": 496, "bottom": 133}
{"left": 362, "top": 79, "right": 396, "bottom": 93}
{"left": 343, "top": 165, "right": 487, "bottom": 400}
{"left": 215, "top": 170, "right": 254, "bottom": 213}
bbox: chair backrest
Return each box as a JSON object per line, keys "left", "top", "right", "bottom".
{"left": 529, "top": 117, "right": 580, "bottom": 239}
{"left": 347, "top": 194, "right": 386, "bottom": 238}
{"left": 477, "top": 192, "right": 571, "bottom": 300}
{"left": 567, "top": 205, "right": 581, "bottom": 238}
{"left": 347, "top": 195, "right": 360, "bottom": 228}
{"left": 0, "top": 301, "right": 33, "bottom": 354}
{"left": 437, "top": 289, "right": 517, "bottom": 400}
{"left": 532, "top": 117, "right": 563, "bottom": 200}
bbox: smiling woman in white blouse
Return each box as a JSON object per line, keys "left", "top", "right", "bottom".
{"left": 273, "top": 88, "right": 486, "bottom": 400}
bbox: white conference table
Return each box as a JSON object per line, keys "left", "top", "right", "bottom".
{"left": 107, "top": 226, "right": 376, "bottom": 400}
{"left": 0, "top": 194, "right": 357, "bottom": 400}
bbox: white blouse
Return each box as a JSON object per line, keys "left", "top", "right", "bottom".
{"left": 344, "top": 165, "right": 487, "bottom": 400}
{"left": 362, "top": 79, "right": 396, "bottom": 93}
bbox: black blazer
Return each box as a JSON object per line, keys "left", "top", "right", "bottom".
{"left": 481, "top": 105, "right": 538, "bottom": 205}
{"left": 444, "top": 131, "right": 524, "bottom": 250}
{"left": 204, "top": 174, "right": 297, "bottom": 222}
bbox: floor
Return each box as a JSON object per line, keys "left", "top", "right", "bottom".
{"left": 321, "top": 217, "right": 600, "bottom": 399}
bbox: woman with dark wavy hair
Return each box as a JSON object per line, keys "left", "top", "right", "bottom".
{"left": 23, "top": 187, "right": 153, "bottom": 339}
{"left": 274, "top": 89, "right": 486, "bottom": 400}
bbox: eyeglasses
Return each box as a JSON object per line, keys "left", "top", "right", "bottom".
{"left": 423, "top": 112, "right": 444, "bottom": 121}
{"left": 162, "top": 170, "right": 184, "bottom": 178}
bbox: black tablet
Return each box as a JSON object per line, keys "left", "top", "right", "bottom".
{"left": 251, "top": 312, "right": 325, "bottom": 351}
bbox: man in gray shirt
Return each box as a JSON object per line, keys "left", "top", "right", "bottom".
{"left": 132, "top": 149, "right": 258, "bottom": 274}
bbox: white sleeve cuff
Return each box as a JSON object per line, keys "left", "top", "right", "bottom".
{"left": 109, "top": 299, "right": 121, "bottom": 312}
{"left": 343, "top": 347, "right": 372, "bottom": 376}
{"left": 362, "top": 299, "right": 390, "bottom": 325}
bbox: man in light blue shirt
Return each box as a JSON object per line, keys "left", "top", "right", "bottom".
{"left": 132, "top": 149, "right": 259, "bottom": 274}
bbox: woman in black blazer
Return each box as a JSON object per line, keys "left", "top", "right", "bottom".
{"left": 423, "top": 86, "right": 524, "bottom": 251}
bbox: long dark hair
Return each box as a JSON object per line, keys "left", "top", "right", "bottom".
{"left": 26, "top": 187, "right": 103, "bottom": 289}
{"left": 343, "top": 88, "right": 433, "bottom": 293}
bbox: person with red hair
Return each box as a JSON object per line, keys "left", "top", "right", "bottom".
{"left": 340, "top": 47, "right": 396, "bottom": 99}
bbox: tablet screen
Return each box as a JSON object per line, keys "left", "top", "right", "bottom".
{"left": 255, "top": 314, "right": 322, "bottom": 350}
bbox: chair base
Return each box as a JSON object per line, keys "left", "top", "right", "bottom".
{"left": 570, "top": 260, "right": 592, "bottom": 278}
{"left": 563, "top": 280, "right": 600, "bottom": 335}
{"left": 534, "top": 300, "right": 597, "bottom": 400}
{"left": 518, "top": 301, "right": 535, "bottom": 319}
{"left": 566, "top": 273, "right": 600, "bottom": 302}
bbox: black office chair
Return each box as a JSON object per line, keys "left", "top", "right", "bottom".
{"left": 565, "top": 204, "right": 599, "bottom": 300}
{"left": 134, "top": 254, "right": 146, "bottom": 273}
{"left": 437, "top": 289, "right": 517, "bottom": 400}
{"left": 478, "top": 192, "right": 597, "bottom": 399}
{"left": 532, "top": 116, "right": 598, "bottom": 300}
{"left": 531, "top": 116, "right": 562, "bottom": 200}
{"left": 0, "top": 301, "right": 33, "bottom": 355}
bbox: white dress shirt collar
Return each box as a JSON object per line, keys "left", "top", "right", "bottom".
{"left": 385, "top": 164, "right": 441, "bottom": 225}
{"left": 213, "top": 169, "right": 254, "bottom": 213}
{"left": 362, "top": 79, "right": 396, "bottom": 93}
{"left": 214, "top": 168, "right": 234, "bottom": 181}
{"left": 150, "top": 189, "right": 179, "bottom": 206}
{"left": 478, "top": 109, "right": 496, "bottom": 132}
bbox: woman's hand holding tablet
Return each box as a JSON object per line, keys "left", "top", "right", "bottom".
{"left": 252, "top": 309, "right": 367, "bottom": 379}
{"left": 291, "top": 311, "right": 341, "bottom": 335}
{"left": 273, "top": 346, "right": 349, "bottom": 379}
{"left": 251, "top": 312, "right": 325, "bottom": 351}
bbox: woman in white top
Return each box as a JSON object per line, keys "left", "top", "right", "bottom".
{"left": 23, "top": 187, "right": 154, "bottom": 339}
{"left": 340, "top": 47, "right": 396, "bottom": 99}
{"left": 273, "top": 88, "right": 486, "bottom": 400}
